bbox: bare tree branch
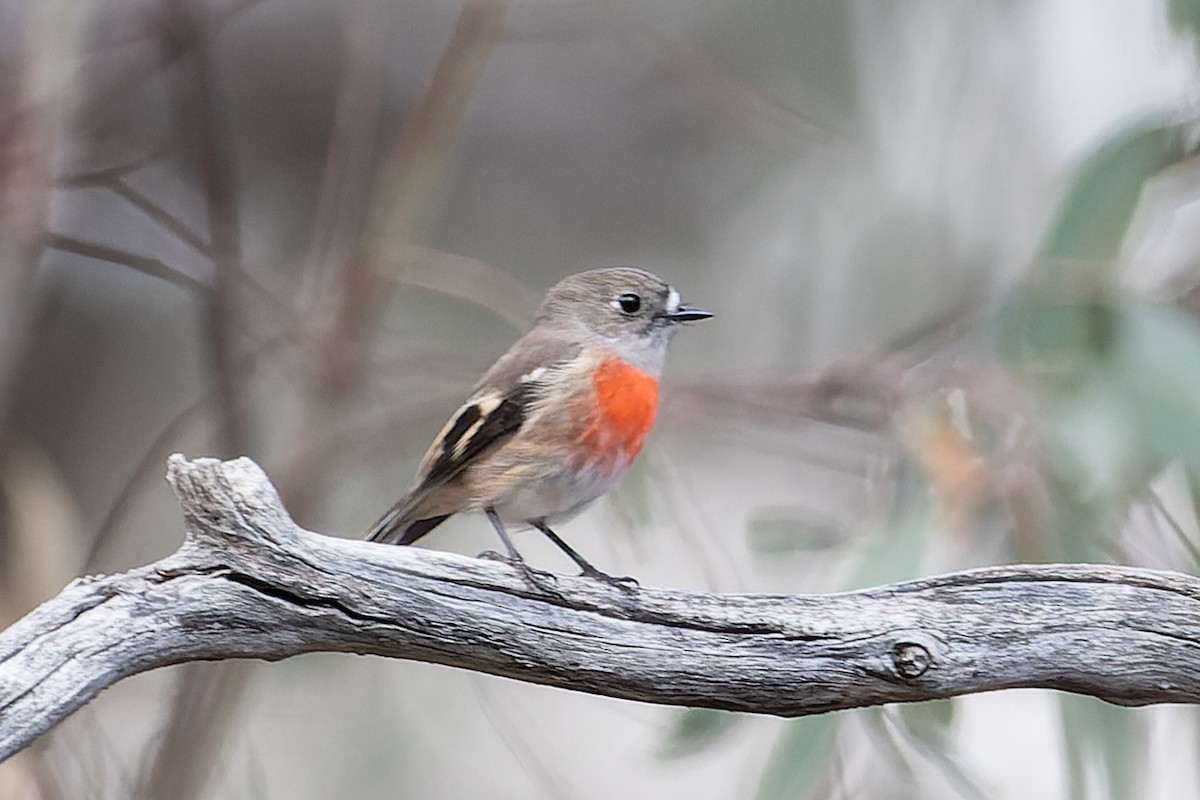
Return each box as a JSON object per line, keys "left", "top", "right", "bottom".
{"left": 168, "top": 8, "right": 249, "bottom": 457}
{"left": 45, "top": 233, "right": 209, "bottom": 293}
{"left": 137, "top": 8, "right": 258, "bottom": 793}
{"left": 3, "top": 455, "right": 1200, "bottom": 762}
{"left": 58, "top": 170, "right": 211, "bottom": 256}
{"left": 316, "top": 0, "right": 512, "bottom": 398}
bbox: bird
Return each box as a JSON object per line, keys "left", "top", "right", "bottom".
{"left": 364, "top": 267, "right": 711, "bottom": 589}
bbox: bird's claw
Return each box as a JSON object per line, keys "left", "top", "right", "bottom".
{"left": 476, "top": 550, "right": 562, "bottom": 596}
{"left": 476, "top": 550, "right": 637, "bottom": 595}
{"left": 518, "top": 563, "right": 561, "bottom": 595}
{"left": 579, "top": 566, "right": 639, "bottom": 592}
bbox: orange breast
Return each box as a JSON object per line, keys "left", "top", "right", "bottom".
{"left": 573, "top": 356, "right": 659, "bottom": 474}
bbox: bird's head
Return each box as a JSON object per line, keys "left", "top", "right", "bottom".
{"left": 537, "top": 267, "right": 712, "bottom": 372}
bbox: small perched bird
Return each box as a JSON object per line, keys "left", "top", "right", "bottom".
{"left": 365, "top": 267, "right": 711, "bottom": 587}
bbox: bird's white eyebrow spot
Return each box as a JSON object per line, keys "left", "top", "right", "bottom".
{"left": 520, "top": 366, "right": 547, "bottom": 383}
{"left": 666, "top": 287, "right": 680, "bottom": 313}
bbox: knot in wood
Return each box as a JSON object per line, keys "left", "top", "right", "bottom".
{"left": 891, "top": 641, "right": 931, "bottom": 679}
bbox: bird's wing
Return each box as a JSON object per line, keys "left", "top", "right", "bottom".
{"left": 364, "top": 330, "right": 579, "bottom": 544}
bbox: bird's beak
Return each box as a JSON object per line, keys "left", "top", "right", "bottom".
{"left": 665, "top": 304, "right": 713, "bottom": 323}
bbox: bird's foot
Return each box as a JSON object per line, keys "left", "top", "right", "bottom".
{"left": 477, "top": 550, "right": 562, "bottom": 596}
{"left": 578, "top": 565, "right": 639, "bottom": 592}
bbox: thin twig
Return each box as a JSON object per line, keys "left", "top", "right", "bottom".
{"left": 56, "top": 156, "right": 157, "bottom": 187}
{"left": 45, "top": 232, "right": 209, "bottom": 293}
{"left": 319, "top": 0, "right": 513, "bottom": 396}
{"left": 296, "top": 2, "right": 387, "bottom": 308}
{"left": 71, "top": 0, "right": 261, "bottom": 123}
{"left": 60, "top": 173, "right": 211, "bottom": 256}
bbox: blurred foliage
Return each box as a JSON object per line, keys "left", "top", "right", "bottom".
{"left": 754, "top": 714, "right": 839, "bottom": 800}
{"left": 690, "top": 28, "right": 1200, "bottom": 800}
{"left": 1002, "top": 109, "right": 1200, "bottom": 797}
{"left": 998, "top": 115, "right": 1200, "bottom": 563}
{"left": 745, "top": 510, "right": 843, "bottom": 555}
{"left": 846, "top": 462, "right": 932, "bottom": 590}
{"left": 1039, "top": 118, "right": 1193, "bottom": 263}
{"left": 896, "top": 698, "right": 955, "bottom": 750}
{"left": 659, "top": 708, "right": 743, "bottom": 760}
{"left": 1169, "top": 0, "right": 1200, "bottom": 39}
{"left": 1060, "top": 695, "right": 1142, "bottom": 800}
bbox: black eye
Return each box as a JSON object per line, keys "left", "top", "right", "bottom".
{"left": 616, "top": 293, "right": 642, "bottom": 314}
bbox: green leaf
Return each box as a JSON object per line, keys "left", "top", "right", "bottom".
{"left": 658, "top": 708, "right": 741, "bottom": 760}
{"left": 1112, "top": 306, "right": 1200, "bottom": 478}
{"left": 746, "top": 511, "right": 842, "bottom": 556}
{"left": 1169, "top": 0, "right": 1200, "bottom": 39}
{"left": 1043, "top": 372, "right": 1141, "bottom": 493}
{"left": 895, "top": 698, "right": 955, "bottom": 748}
{"left": 755, "top": 714, "right": 839, "bottom": 800}
{"left": 998, "top": 302, "right": 1200, "bottom": 561}
{"left": 1039, "top": 118, "right": 1193, "bottom": 263}
{"left": 995, "top": 287, "right": 1115, "bottom": 390}
{"left": 1000, "top": 116, "right": 1200, "bottom": 392}
{"left": 1039, "top": 466, "right": 1121, "bottom": 562}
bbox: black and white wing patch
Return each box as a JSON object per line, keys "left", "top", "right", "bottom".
{"left": 363, "top": 348, "right": 568, "bottom": 545}
{"left": 363, "top": 384, "right": 531, "bottom": 545}
{"left": 419, "top": 383, "right": 531, "bottom": 489}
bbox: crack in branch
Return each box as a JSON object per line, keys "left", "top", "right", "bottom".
{"left": 216, "top": 569, "right": 398, "bottom": 626}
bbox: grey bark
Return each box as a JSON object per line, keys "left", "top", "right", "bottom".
{"left": 2, "top": 455, "right": 1200, "bottom": 761}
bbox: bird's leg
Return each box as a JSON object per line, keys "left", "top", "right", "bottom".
{"left": 532, "top": 521, "right": 639, "bottom": 591}
{"left": 483, "top": 508, "right": 560, "bottom": 594}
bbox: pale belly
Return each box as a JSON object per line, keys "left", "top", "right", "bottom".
{"left": 491, "top": 459, "right": 630, "bottom": 527}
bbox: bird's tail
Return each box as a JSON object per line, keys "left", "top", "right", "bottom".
{"left": 364, "top": 496, "right": 450, "bottom": 545}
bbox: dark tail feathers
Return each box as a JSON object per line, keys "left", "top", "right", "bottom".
{"left": 365, "top": 511, "right": 450, "bottom": 545}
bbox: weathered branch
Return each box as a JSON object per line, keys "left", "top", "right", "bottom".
{"left": 3, "top": 456, "right": 1200, "bottom": 761}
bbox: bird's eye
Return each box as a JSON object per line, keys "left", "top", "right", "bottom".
{"left": 615, "top": 293, "right": 642, "bottom": 314}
